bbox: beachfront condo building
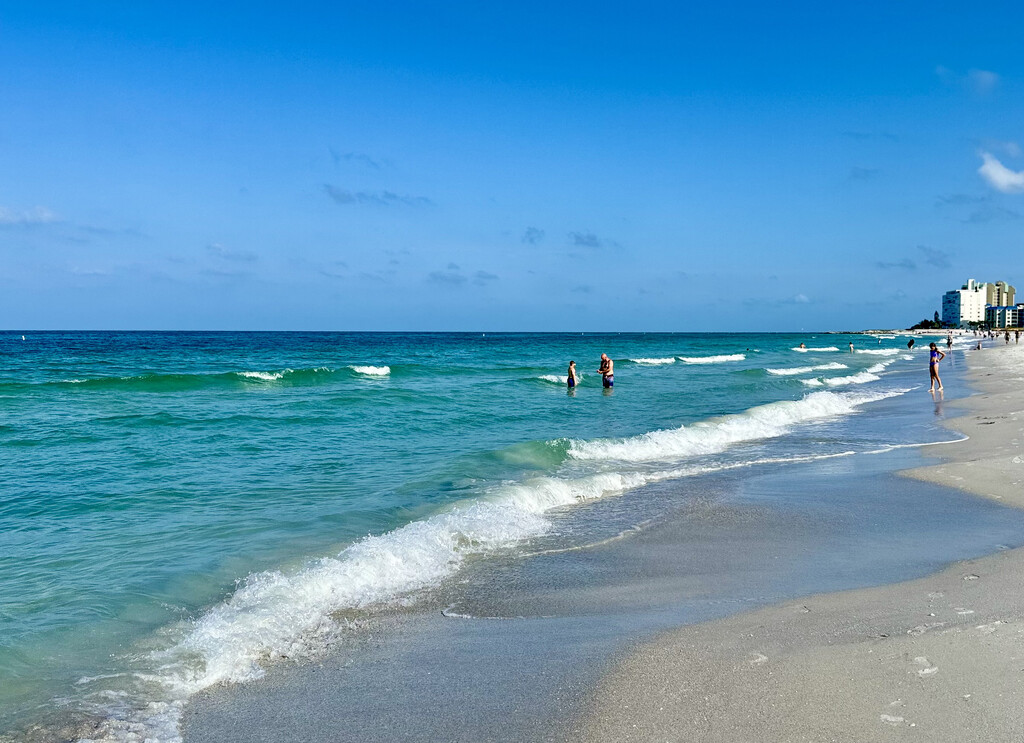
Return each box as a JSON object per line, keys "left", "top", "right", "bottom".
{"left": 941, "top": 279, "right": 1018, "bottom": 327}
{"left": 941, "top": 279, "right": 987, "bottom": 326}
{"left": 985, "top": 305, "right": 1024, "bottom": 329}
{"left": 987, "top": 281, "right": 1016, "bottom": 307}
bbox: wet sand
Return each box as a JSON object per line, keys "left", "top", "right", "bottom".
{"left": 575, "top": 341, "right": 1024, "bottom": 743}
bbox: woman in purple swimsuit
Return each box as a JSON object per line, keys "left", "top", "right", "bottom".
{"left": 928, "top": 342, "right": 945, "bottom": 392}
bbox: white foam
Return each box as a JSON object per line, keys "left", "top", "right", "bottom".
{"left": 84, "top": 469, "right": 656, "bottom": 742}
{"left": 677, "top": 354, "right": 745, "bottom": 364}
{"left": 629, "top": 357, "right": 676, "bottom": 365}
{"left": 350, "top": 365, "right": 391, "bottom": 376}
{"left": 855, "top": 348, "right": 899, "bottom": 356}
{"left": 866, "top": 363, "right": 887, "bottom": 374}
{"left": 800, "top": 378, "right": 825, "bottom": 386}
{"left": 538, "top": 374, "right": 569, "bottom": 384}
{"left": 237, "top": 370, "right": 286, "bottom": 381}
{"left": 766, "top": 362, "right": 848, "bottom": 376}
{"left": 567, "top": 389, "right": 904, "bottom": 463}
{"left": 791, "top": 346, "right": 839, "bottom": 352}
{"left": 818, "top": 372, "right": 881, "bottom": 387}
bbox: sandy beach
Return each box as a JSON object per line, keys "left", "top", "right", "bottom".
{"left": 574, "top": 341, "right": 1024, "bottom": 743}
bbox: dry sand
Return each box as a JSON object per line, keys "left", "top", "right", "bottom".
{"left": 574, "top": 342, "right": 1024, "bottom": 743}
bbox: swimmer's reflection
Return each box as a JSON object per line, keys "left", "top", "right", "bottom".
{"left": 930, "top": 387, "right": 944, "bottom": 416}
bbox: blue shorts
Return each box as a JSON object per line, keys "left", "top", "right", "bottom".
{"left": 602, "top": 374, "right": 613, "bottom": 388}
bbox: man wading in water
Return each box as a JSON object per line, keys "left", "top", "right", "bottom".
{"left": 597, "top": 353, "right": 614, "bottom": 388}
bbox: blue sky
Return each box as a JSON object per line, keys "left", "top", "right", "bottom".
{"left": 1, "top": 2, "right": 1022, "bottom": 330}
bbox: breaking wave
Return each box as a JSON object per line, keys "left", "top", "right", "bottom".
{"left": 628, "top": 357, "right": 676, "bottom": 365}
{"left": 677, "top": 354, "right": 745, "bottom": 364}
{"left": 765, "top": 362, "right": 848, "bottom": 376}
{"left": 566, "top": 388, "right": 904, "bottom": 463}
{"left": 349, "top": 365, "right": 391, "bottom": 376}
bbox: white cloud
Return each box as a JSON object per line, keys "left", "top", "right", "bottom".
{"left": 936, "top": 66, "right": 1000, "bottom": 95}
{"left": 967, "top": 68, "right": 999, "bottom": 94}
{"left": 978, "top": 152, "right": 1024, "bottom": 193}
{"left": 0, "top": 206, "right": 59, "bottom": 225}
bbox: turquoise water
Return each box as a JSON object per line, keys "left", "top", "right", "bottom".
{"left": 0, "top": 331, "right": 948, "bottom": 738}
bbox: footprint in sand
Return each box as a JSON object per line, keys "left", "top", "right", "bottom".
{"left": 880, "top": 714, "right": 905, "bottom": 725}
{"left": 908, "top": 622, "right": 944, "bottom": 636}
{"left": 976, "top": 621, "right": 1004, "bottom": 635}
{"left": 963, "top": 574, "right": 980, "bottom": 581}
{"left": 748, "top": 653, "right": 769, "bottom": 666}
{"left": 913, "top": 656, "right": 938, "bottom": 677}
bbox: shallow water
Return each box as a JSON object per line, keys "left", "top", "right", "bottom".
{"left": 0, "top": 330, "right": 964, "bottom": 738}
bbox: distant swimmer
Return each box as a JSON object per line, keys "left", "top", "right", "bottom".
{"left": 566, "top": 360, "right": 579, "bottom": 389}
{"left": 928, "top": 342, "right": 945, "bottom": 392}
{"left": 798, "top": 342, "right": 806, "bottom": 349}
{"left": 597, "top": 353, "right": 614, "bottom": 388}
{"left": 849, "top": 342, "right": 854, "bottom": 352}
{"left": 907, "top": 338, "right": 915, "bottom": 350}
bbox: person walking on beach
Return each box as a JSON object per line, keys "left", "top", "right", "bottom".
{"left": 566, "top": 360, "right": 579, "bottom": 390}
{"left": 946, "top": 334, "right": 953, "bottom": 351}
{"left": 928, "top": 342, "right": 945, "bottom": 392}
{"left": 597, "top": 353, "right": 614, "bottom": 388}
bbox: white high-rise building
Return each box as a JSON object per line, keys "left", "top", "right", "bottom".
{"left": 941, "top": 279, "right": 987, "bottom": 327}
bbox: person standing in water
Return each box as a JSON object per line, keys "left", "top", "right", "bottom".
{"left": 928, "top": 342, "right": 945, "bottom": 392}
{"left": 566, "top": 360, "right": 579, "bottom": 390}
{"left": 597, "top": 353, "right": 614, "bottom": 388}
{"left": 848, "top": 341, "right": 854, "bottom": 352}
{"left": 907, "top": 338, "right": 915, "bottom": 350}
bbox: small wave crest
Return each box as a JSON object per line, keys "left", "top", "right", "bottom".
{"left": 349, "top": 365, "right": 391, "bottom": 376}
{"left": 765, "top": 362, "right": 848, "bottom": 376}
{"left": 236, "top": 370, "right": 286, "bottom": 381}
{"left": 628, "top": 357, "right": 676, "bottom": 365}
{"left": 792, "top": 346, "right": 839, "bottom": 353}
{"left": 537, "top": 374, "right": 569, "bottom": 384}
{"left": 855, "top": 348, "right": 899, "bottom": 356}
{"left": 801, "top": 371, "right": 881, "bottom": 387}
{"left": 677, "top": 354, "right": 745, "bottom": 364}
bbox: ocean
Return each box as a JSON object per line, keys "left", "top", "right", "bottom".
{"left": 0, "top": 330, "right": 966, "bottom": 740}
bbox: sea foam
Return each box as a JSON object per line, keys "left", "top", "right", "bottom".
{"left": 766, "top": 362, "right": 848, "bottom": 376}
{"left": 791, "top": 346, "right": 840, "bottom": 353}
{"left": 350, "top": 365, "right": 391, "bottom": 376}
{"left": 628, "top": 357, "right": 676, "bottom": 365}
{"left": 566, "top": 389, "right": 903, "bottom": 463}
{"left": 855, "top": 348, "right": 899, "bottom": 356}
{"left": 236, "top": 370, "right": 287, "bottom": 381}
{"left": 802, "top": 372, "right": 881, "bottom": 387}
{"left": 677, "top": 354, "right": 745, "bottom": 364}
{"left": 538, "top": 374, "right": 570, "bottom": 384}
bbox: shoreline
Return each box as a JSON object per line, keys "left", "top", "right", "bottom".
{"left": 573, "top": 342, "right": 1024, "bottom": 742}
